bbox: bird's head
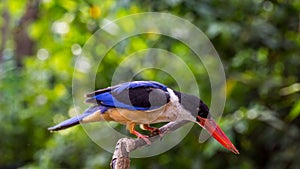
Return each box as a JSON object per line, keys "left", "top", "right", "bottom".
{"left": 176, "top": 91, "right": 239, "bottom": 154}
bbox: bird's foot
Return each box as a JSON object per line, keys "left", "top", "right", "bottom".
{"left": 132, "top": 130, "right": 152, "bottom": 145}
{"left": 149, "top": 128, "right": 163, "bottom": 139}
{"left": 138, "top": 134, "right": 152, "bottom": 145}
{"left": 140, "top": 124, "right": 162, "bottom": 138}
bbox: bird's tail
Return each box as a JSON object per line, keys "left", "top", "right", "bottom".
{"left": 48, "top": 106, "right": 107, "bottom": 131}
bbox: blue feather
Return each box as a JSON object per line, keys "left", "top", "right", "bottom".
{"left": 113, "top": 81, "right": 167, "bottom": 94}
{"left": 48, "top": 106, "right": 108, "bottom": 131}
{"left": 94, "top": 92, "right": 153, "bottom": 110}
{"left": 94, "top": 81, "right": 168, "bottom": 110}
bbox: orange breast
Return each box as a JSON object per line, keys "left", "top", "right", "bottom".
{"left": 106, "top": 104, "right": 174, "bottom": 125}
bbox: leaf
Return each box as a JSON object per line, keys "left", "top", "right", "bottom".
{"left": 287, "top": 100, "right": 300, "bottom": 121}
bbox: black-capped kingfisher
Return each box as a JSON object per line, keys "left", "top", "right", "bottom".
{"left": 48, "top": 81, "right": 239, "bottom": 154}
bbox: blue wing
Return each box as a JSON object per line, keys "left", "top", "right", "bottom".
{"left": 113, "top": 81, "right": 167, "bottom": 93}
{"left": 86, "top": 81, "right": 170, "bottom": 111}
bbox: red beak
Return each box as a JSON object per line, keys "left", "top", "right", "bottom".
{"left": 197, "top": 116, "right": 239, "bottom": 154}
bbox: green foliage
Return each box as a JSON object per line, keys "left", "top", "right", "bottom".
{"left": 0, "top": 0, "right": 300, "bottom": 169}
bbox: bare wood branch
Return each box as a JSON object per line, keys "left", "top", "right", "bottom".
{"left": 110, "top": 120, "right": 189, "bottom": 169}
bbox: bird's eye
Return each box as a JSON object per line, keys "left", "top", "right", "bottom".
{"left": 198, "top": 110, "right": 209, "bottom": 118}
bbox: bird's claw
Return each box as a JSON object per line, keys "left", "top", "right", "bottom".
{"left": 149, "top": 129, "right": 164, "bottom": 140}
{"left": 133, "top": 131, "right": 151, "bottom": 144}
{"left": 137, "top": 135, "right": 151, "bottom": 145}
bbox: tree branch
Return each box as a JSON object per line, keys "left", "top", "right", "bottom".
{"left": 110, "top": 120, "right": 189, "bottom": 169}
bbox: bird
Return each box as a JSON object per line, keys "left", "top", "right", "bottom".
{"left": 48, "top": 81, "right": 239, "bottom": 154}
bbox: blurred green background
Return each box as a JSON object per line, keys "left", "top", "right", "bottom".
{"left": 1, "top": 0, "right": 300, "bottom": 169}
